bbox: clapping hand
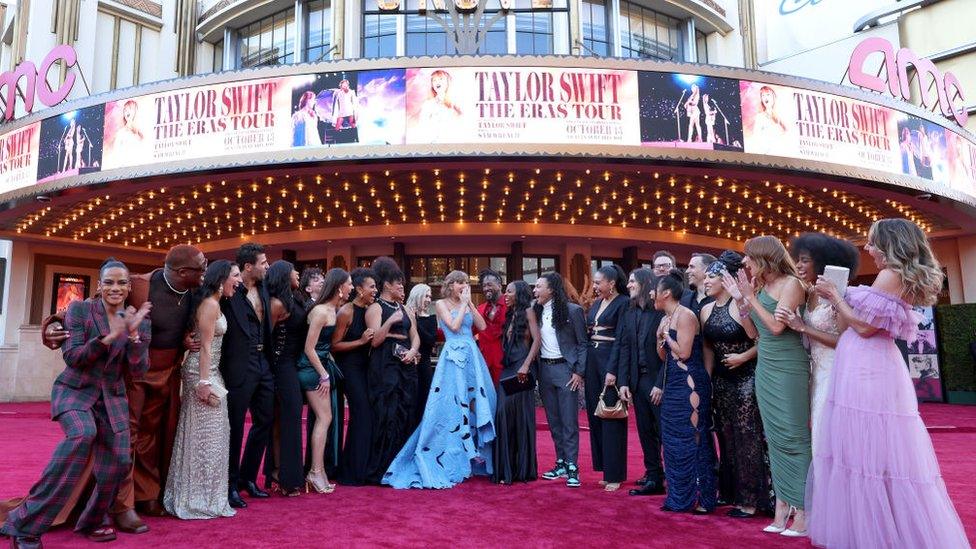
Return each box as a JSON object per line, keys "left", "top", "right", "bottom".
{"left": 735, "top": 270, "right": 756, "bottom": 299}
{"left": 721, "top": 271, "right": 743, "bottom": 301}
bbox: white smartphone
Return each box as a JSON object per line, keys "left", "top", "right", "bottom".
{"left": 822, "top": 265, "right": 850, "bottom": 297}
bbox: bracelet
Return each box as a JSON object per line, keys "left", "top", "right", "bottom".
{"left": 196, "top": 380, "right": 212, "bottom": 387}
{"left": 320, "top": 375, "right": 330, "bottom": 384}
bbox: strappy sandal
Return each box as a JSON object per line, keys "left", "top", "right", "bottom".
{"left": 86, "top": 525, "right": 117, "bottom": 543}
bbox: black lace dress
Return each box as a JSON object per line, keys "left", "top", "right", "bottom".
{"left": 701, "top": 300, "right": 773, "bottom": 512}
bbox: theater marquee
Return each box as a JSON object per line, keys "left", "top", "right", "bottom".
{"left": 0, "top": 57, "right": 974, "bottom": 207}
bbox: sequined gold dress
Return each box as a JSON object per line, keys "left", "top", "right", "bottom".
{"left": 163, "top": 314, "right": 235, "bottom": 519}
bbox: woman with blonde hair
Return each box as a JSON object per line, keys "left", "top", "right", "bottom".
{"left": 405, "top": 283, "right": 436, "bottom": 428}
{"left": 729, "top": 235, "right": 811, "bottom": 536}
{"left": 806, "top": 219, "right": 967, "bottom": 548}
{"left": 383, "top": 270, "right": 497, "bottom": 489}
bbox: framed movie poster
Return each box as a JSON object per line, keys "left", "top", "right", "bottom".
{"left": 895, "top": 306, "right": 945, "bottom": 402}
{"left": 51, "top": 273, "right": 90, "bottom": 314}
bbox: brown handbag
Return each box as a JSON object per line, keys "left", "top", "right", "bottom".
{"left": 594, "top": 384, "right": 629, "bottom": 419}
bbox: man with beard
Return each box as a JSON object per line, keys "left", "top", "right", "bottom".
{"left": 31, "top": 245, "right": 206, "bottom": 533}
{"left": 475, "top": 269, "right": 506, "bottom": 384}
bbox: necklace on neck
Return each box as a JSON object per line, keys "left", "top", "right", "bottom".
{"left": 378, "top": 296, "right": 398, "bottom": 308}
{"left": 162, "top": 270, "right": 188, "bottom": 306}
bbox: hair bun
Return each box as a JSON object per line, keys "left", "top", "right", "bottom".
{"left": 667, "top": 268, "right": 684, "bottom": 281}
{"left": 717, "top": 250, "right": 743, "bottom": 275}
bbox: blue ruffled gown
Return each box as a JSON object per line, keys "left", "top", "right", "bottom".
{"left": 382, "top": 309, "right": 497, "bottom": 489}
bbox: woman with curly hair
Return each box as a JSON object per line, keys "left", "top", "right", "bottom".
{"left": 778, "top": 233, "right": 860, "bottom": 455}
{"left": 806, "top": 219, "right": 967, "bottom": 548}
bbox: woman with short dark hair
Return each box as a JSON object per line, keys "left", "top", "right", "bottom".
{"left": 584, "top": 264, "right": 631, "bottom": 492}
{"left": 2, "top": 259, "right": 151, "bottom": 546}
{"left": 655, "top": 269, "right": 716, "bottom": 514}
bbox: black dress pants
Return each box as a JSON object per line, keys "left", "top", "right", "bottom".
{"left": 583, "top": 344, "right": 627, "bottom": 483}
{"left": 633, "top": 369, "right": 664, "bottom": 483}
{"left": 227, "top": 359, "right": 275, "bottom": 489}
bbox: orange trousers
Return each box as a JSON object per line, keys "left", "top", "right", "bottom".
{"left": 111, "top": 348, "right": 181, "bottom": 513}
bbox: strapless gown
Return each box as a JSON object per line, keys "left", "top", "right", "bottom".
{"left": 383, "top": 309, "right": 497, "bottom": 489}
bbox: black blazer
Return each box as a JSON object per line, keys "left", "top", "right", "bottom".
{"left": 220, "top": 281, "right": 273, "bottom": 388}
{"left": 536, "top": 301, "right": 588, "bottom": 376}
{"left": 617, "top": 303, "right": 666, "bottom": 391}
{"left": 586, "top": 294, "right": 629, "bottom": 378}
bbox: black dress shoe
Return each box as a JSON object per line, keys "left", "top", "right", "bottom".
{"left": 634, "top": 476, "right": 649, "bottom": 486}
{"left": 629, "top": 482, "right": 666, "bottom": 496}
{"left": 726, "top": 508, "right": 756, "bottom": 519}
{"left": 10, "top": 536, "right": 42, "bottom": 549}
{"left": 238, "top": 481, "right": 269, "bottom": 498}
{"left": 228, "top": 490, "right": 248, "bottom": 509}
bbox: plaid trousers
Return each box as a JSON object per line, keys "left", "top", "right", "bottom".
{"left": 0, "top": 401, "right": 131, "bottom": 537}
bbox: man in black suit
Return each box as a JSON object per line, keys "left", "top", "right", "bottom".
{"left": 221, "top": 243, "right": 274, "bottom": 508}
{"left": 617, "top": 268, "right": 667, "bottom": 496}
{"left": 533, "top": 272, "right": 588, "bottom": 488}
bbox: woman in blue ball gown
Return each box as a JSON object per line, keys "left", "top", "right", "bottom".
{"left": 383, "top": 270, "right": 497, "bottom": 489}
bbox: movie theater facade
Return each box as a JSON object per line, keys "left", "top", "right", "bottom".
{"left": 0, "top": 0, "right": 975, "bottom": 401}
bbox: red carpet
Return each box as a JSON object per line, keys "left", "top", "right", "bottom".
{"left": 2, "top": 402, "right": 974, "bottom": 548}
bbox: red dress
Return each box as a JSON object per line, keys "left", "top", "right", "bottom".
{"left": 476, "top": 300, "right": 507, "bottom": 384}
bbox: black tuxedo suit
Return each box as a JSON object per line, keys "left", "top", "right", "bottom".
{"left": 220, "top": 282, "right": 275, "bottom": 490}
{"left": 618, "top": 302, "right": 665, "bottom": 483}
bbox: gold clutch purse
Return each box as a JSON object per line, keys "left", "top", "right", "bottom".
{"left": 594, "top": 385, "right": 628, "bottom": 419}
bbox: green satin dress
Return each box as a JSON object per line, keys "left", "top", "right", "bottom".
{"left": 751, "top": 288, "right": 812, "bottom": 509}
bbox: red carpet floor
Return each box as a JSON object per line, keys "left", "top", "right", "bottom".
{"left": 2, "top": 402, "right": 974, "bottom": 548}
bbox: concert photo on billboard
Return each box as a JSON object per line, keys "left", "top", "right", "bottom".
{"left": 36, "top": 105, "right": 104, "bottom": 184}
{"left": 291, "top": 71, "right": 361, "bottom": 146}
{"left": 897, "top": 115, "right": 948, "bottom": 183}
{"left": 639, "top": 72, "right": 744, "bottom": 150}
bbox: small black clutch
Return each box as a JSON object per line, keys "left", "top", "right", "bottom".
{"left": 500, "top": 372, "right": 536, "bottom": 394}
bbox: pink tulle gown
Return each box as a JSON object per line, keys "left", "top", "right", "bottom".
{"left": 806, "top": 286, "right": 970, "bottom": 548}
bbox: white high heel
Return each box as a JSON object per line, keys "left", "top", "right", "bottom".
{"left": 763, "top": 505, "right": 795, "bottom": 534}
{"left": 781, "top": 507, "right": 807, "bottom": 537}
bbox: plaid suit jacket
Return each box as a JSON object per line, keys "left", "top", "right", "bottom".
{"left": 51, "top": 299, "right": 151, "bottom": 433}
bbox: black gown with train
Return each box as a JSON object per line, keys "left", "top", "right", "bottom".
{"left": 336, "top": 304, "right": 372, "bottom": 486}
{"left": 491, "top": 321, "right": 537, "bottom": 484}
{"left": 365, "top": 300, "right": 418, "bottom": 484}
